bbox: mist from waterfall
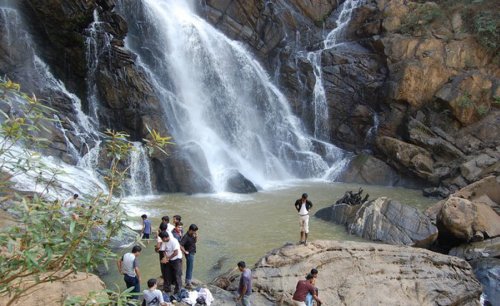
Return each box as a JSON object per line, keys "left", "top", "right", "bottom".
{"left": 118, "top": 0, "right": 347, "bottom": 191}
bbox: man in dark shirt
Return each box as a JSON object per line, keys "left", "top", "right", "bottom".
{"left": 292, "top": 274, "right": 322, "bottom": 306}
{"left": 294, "top": 193, "right": 313, "bottom": 245}
{"left": 236, "top": 261, "right": 252, "bottom": 306}
{"left": 180, "top": 224, "right": 198, "bottom": 288}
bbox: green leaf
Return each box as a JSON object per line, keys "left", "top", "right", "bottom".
{"left": 69, "top": 220, "right": 75, "bottom": 234}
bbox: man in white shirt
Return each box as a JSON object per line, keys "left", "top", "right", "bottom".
{"left": 117, "top": 245, "right": 142, "bottom": 300}
{"left": 294, "top": 193, "right": 313, "bottom": 245}
{"left": 158, "top": 231, "right": 183, "bottom": 294}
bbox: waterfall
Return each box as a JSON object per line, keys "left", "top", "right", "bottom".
{"left": 0, "top": 5, "right": 107, "bottom": 197}
{"left": 85, "top": 9, "right": 112, "bottom": 126}
{"left": 306, "top": 0, "right": 366, "bottom": 140}
{"left": 126, "top": 142, "right": 153, "bottom": 196}
{"left": 118, "top": 0, "right": 347, "bottom": 190}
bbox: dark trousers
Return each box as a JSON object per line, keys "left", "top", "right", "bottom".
{"left": 161, "top": 258, "right": 182, "bottom": 293}
{"left": 123, "top": 274, "right": 140, "bottom": 299}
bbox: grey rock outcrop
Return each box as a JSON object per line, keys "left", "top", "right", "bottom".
{"left": 316, "top": 197, "right": 438, "bottom": 247}
{"left": 213, "top": 240, "right": 482, "bottom": 305}
{"left": 449, "top": 237, "right": 500, "bottom": 261}
{"left": 225, "top": 170, "right": 258, "bottom": 194}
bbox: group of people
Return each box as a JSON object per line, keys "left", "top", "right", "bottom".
{"left": 117, "top": 192, "right": 322, "bottom": 305}
{"left": 118, "top": 214, "right": 199, "bottom": 305}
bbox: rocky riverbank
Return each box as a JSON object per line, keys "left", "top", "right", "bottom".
{"left": 316, "top": 175, "right": 500, "bottom": 304}
{"left": 211, "top": 240, "right": 482, "bottom": 305}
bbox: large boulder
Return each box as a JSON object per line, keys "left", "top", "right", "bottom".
{"left": 214, "top": 240, "right": 482, "bottom": 305}
{"left": 375, "top": 136, "right": 436, "bottom": 182}
{"left": 454, "top": 175, "right": 500, "bottom": 205}
{"left": 225, "top": 170, "right": 258, "bottom": 194}
{"left": 316, "top": 197, "right": 438, "bottom": 247}
{"left": 437, "top": 196, "right": 500, "bottom": 244}
{"left": 152, "top": 142, "right": 214, "bottom": 194}
{"left": 0, "top": 272, "right": 105, "bottom": 305}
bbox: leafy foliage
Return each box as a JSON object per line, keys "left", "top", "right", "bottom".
{"left": 0, "top": 79, "right": 171, "bottom": 305}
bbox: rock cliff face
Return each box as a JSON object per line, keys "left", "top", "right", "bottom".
{"left": 1, "top": 0, "right": 497, "bottom": 192}
{"left": 200, "top": 0, "right": 499, "bottom": 191}
{"left": 212, "top": 240, "right": 482, "bottom": 305}
{"left": 4, "top": 0, "right": 216, "bottom": 193}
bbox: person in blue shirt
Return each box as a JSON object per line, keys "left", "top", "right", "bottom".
{"left": 141, "top": 214, "right": 152, "bottom": 244}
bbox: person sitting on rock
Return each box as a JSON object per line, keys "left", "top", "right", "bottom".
{"left": 143, "top": 278, "right": 170, "bottom": 306}
{"left": 292, "top": 273, "right": 322, "bottom": 306}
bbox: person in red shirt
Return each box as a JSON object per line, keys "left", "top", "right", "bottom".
{"left": 292, "top": 274, "right": 322, "bottom": 306}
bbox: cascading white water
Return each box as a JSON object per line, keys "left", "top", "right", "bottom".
{"left": 126, "top": 142, "right": 153, "bottom": 196}
{"left": 0, "top": 5, "right": 107, "bottom": 197}
{"left": 119, "top": 0, "right": 347, "bottom": 191}
{"left": 306, "top": 52, "right": 329, "bottom": 140}
{"left": 306, "top": 0, "right": 366, "bottom": 140}
{"left": 85, "top": 10, "right": 112, "bottom": 126}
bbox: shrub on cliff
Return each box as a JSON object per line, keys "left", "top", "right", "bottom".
{"left": 0, "top": 79, "right": 171, "bottom": 305}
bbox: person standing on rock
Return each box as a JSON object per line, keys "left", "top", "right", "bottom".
{"left": 235, "top": 261, "right": 252, "bottom": 306}
{"left": 180, "top": 224, "right": 198, "bottom": 288}
{"left": 292, "top": 274, "right": 322, "bottom": 306}
{"left": 141, "top": 214, "right": 152, "bottom": 242}
{"left": 158, "top": 231, "right": 183, "bottom": 294}
{"left": 295, "top": 193, "right": 313, "bottom": 245}
{"left": 117, "top": 245, "right": 142, "bottom": 300}
{"left": 171, "top": 221, "right": 183, "bottom": 241}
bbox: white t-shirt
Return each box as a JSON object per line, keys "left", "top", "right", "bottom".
{"left": 299, "top": 202, "right": 308, "bottom": 215}
{"left": 64, "top": 196, "right": 79, "bottom": 208}
{"left": 167, "top": 223, "right": 175, "bottom": 232}
{"left": 143, "top": 288, "right": 164, "bottom": 306}
{"left": 160, "top": 237, "right": 182, "bottom": 260}
{"left": 121, "top": 253, "right": 137, "bottom": 277}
